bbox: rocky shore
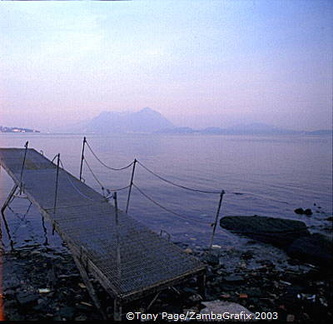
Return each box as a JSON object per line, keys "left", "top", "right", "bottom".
{"left": 1, "top": 238, "right": 332, "bottom": 322}
{"left": 220, "top": 215, "right": 333, "bottom": 268}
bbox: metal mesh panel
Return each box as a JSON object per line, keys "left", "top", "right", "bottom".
{"left": 0, "top": 148, "right": 205, "bottom": 301}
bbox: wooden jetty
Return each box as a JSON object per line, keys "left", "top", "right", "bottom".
{"left": 0, "top": 148, "right": 205, "bottom": 320}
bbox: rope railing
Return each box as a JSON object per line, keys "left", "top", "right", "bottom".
{"left": 79, "top": 137, "right": 225, "bottom": 247}
{"left": 136, "top": 160, "right": 221, "bottom": 195}
{"left": 58, "top": 159, "right": 96, "bottom": 202}
{"left": 83, "top": 158, "right": 105, "bottom": 190}
{"left": 84, "top": 158, "right": 131, "bottom": 197}
{"left": 78, "top": 152, "right": 215, "bottom": 225}
{"left": 85, "top": 139, "right": 134, "bottom": 171}
{"left": 104, "top": 185, "right": 131, "bottom": 200}
{"left": 132, "top": 183, "right": 211, "bottom": 225}
{"left": 83, "top": 138, "right": 221, "bottom": 195}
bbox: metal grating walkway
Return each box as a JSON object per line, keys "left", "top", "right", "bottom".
{"left": 0, "top": 148, "right": 205, "bottom": 319}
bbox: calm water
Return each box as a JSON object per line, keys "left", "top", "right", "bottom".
{"left": 0, "top": 133, "right": 332, "bottom": 250}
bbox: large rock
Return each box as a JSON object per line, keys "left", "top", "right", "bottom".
{"left": 220, "top": 216, "right": 332, "bottom": 268}
{"left": 220, "top": 216, "right": 310, "bottom": 248}
{"left": 286, "top": 233, "right": 333, "bottom": 267}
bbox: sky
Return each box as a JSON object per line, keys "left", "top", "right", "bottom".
{"left": 0, "top": 0, "right": 332, "bottom": 131}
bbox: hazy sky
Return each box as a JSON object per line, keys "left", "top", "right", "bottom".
{"left": 1, "top": 0, "right": 332, "bottom": 131}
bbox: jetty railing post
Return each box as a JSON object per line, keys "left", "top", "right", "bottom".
{"left": 113, "top": 192, "right": 121, "bottom": 280}
{"left": 209, "top": 190, "right": 225, "bottom": 250}
{"left": 19, "top": 141, "right": 29, "bottom": 194}
{"left": 113, "top": 192, "right": 123, "bottom": 321}
{"left": 53, "top": 154, "right": 61, "bottom": 216}
{"left": 125, "top": 158, "right": 137, "bottom": 213}
{"left": 79, "top": 137, "right": 86, "bottom": 181}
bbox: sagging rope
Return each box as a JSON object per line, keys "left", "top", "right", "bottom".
{"left": 85, "top": 139, "right": 134, "bottom": 171}
{"left": 83, "top": 162, "right": 218, "bottom": 225}
{"left": 132, "top": 183, "right": 212, "bottom": 225}
{"left": 84, "top": 158, "right": 131, "bottom": 197}
{"left": 83, "top": 159, "right": 105, "bottom": 191}
{"left": 82, "top": 137, "right": 222, "bottom": 195}
{"left": 136, "top": 160, "right": 221, "bottom": 195}
{"left": 50, "top": 155, "right": 131, "bottom": 218}
{"left": 58, "top": 158, "right": 96, "bottom": 202}
{"left": 104, "top": 185, "right": 131, "bottom": 200}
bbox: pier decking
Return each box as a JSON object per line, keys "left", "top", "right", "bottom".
{"left": 0, "top": 148, "right": 205, "bottom": 320}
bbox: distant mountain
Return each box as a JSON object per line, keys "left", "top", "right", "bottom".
{"left": 155, "top": 127, "right": 196, "bottom": 134}
{"left": 156, "top": 123, "right": 332, "bottom": 136}
{"left": 216, "top": 123, "right": 301, "bottom": 135}
{"left": 83, "top": 107, "right": 175, "bottom": 134}
{"left": 304, "top": 129, "right": 333, "bottom": 136}
{"left": 58, "top": 113, "right": 332, "bottom": 136}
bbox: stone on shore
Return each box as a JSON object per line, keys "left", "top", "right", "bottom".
{"left": 294, "top": 208, "right": 313, "bottom": 216}
{"left": 286, "top": 233, "right": 333, "bottom": 267}
{"left": 220, "top": 215, "right": 310, "bottom": 248}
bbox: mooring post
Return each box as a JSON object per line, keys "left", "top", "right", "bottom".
{"left": 19, "top": 141, "right": 29, "bottom": 195}
{"left": 125, "top": 158, "right": 137, "bottom": 213}
{"left": 209, "top": 190, "right": 225, "bottom": 249}
{"left": 79, "top": 137, "right": 86, "bottom": 181}
{"left": 53, "top": 154, "right": 61, "bottom": 216}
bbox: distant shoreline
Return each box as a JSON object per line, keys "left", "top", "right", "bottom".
{"left": 1, "top": 130, "right": 332, "bottom": 137}
{"left": 0, "top": 126, "right": 40, "bottom": 134}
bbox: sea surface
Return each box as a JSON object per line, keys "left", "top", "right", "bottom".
{"left": 0, "top": 133, "right": 332, "bottom": 251}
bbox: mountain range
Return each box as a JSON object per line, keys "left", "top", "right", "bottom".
{"left": 11, "top": 107, "right": 325, "bottom": 135}
{"left": 64, "top": 107, "right": 330, "bottom": 136}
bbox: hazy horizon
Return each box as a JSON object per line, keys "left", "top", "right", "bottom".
{"left": 1, "top": 0, "right": 332, "bottom": 132}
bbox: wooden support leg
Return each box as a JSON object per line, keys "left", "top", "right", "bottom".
{"left": 1, "top": 184, "right": 18, "bottom": 214}
{"left": 1, "top": 184, "right": 18, "bottom": 250}
{"left": 147, "top": 291, "right": 162, "bottom": 311}
{"left": 0, "top": 209, "right": 12, "bottom": 246}
{"left": 72, "top": 255, "right": 108, "bottom": 320}
{"left": 113, "top": 298, "right": 122, "bottom": 322}
{"left": 41, "top": 214, "right": 49, "bottom": 246}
